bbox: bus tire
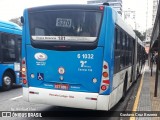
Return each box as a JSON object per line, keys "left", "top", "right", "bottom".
{"left": 121, "top": 73, "right": 128, "bottom": 101}
{"left": 2, "top": 72, "right": 13, "bottom": 91}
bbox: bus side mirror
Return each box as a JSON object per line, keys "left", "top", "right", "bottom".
{"left": 21, "top": 16, "right": 24, "bottom": 24}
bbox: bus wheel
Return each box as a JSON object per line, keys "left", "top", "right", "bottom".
{"left": 2, "top": 72, "right": 13, "bottom": 91}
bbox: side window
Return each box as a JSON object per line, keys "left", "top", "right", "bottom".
{"left": 115, "top": 28, "right": 118, "bottom": 49}
{"left": 125, "top": 35, "right": 128, "bottom": 51}
{"left": 117, "top": 29, "right": 121, "bottom": 49}
{"left": 128, "top": 37, "right": 131, "bottom": 51}
{"left": 115, "top": 27, "right": 121, "bottom": 49}
{"left": 122, "top": 33, "right": 125, "bottom": 50}
{"left": 131, "top": 38, "right": 135, "bottom": 64}
{"left": 120, "top": 30, "right": 123, "bottom": 48}
{"left": 125, "top": 35, "right": 129, "bottom": 66}
{"left": 126, "top": 35, "right": 130, "bottom": 66}
{"left": 2, "top": 33, "right": 16, "bottom": 62}
{"left": 114, "top": 26, "right": 120, "bottom": 74}
{"left": 114, "top": 26, "right": 136, "bottom": 72}
{"left": 129, "top": 38, "right": 132, "bottom": 65}
{"left": 118, "top": 31, "right": 126, "bottom": 69}
{"left": 15, "top": 35, "right": 22, "bottom": 62}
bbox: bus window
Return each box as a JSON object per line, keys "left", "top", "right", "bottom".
{"left": 117, "top": 30, "right": 121, "bottom": 49}
{"left": 35, "top": 27, "right": 46, "bottom": 36}
{"left": 122, "top": 32, "right": 125, "bottom": 50}
{"left": 114, "top": 27, "right": 120, "bottom": 73}
{"left": 15, "top": 35, "right": 22, "bottom": 62}
{"left": 30, "top": 10, "right": 102, "bottom": 42}
{"left": 1, "top": 33, "right": 16, "bottom": 62}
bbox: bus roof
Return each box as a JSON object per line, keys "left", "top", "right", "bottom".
{"left": 112, "top": 8, "right": 136, "bottom": 39}
{"left": 26, "top": 4, "right": 136, "bottom": 40}
{"left": 27, "top": 4, "right": 105, "bottom": 12}
{"left": 0, "top": 20, "right": 22, "bottom": 31}
{"left": 137, "top": 38, "right": 145, "bottom": 47}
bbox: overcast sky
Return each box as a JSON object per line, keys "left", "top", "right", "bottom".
{"left": 0, "top": 0, "right": 153, "bottom": 32}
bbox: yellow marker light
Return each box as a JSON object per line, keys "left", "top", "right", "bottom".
{"left": 22, "top": 67, "right": 26, "bottom": 72}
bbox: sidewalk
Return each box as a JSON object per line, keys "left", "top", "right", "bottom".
{"left": 137, "top": 64, "right": 160, "bottom": 120}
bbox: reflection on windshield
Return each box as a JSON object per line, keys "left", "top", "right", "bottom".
{"left": 29, "top": 10, "right": 102, "bottom": 42}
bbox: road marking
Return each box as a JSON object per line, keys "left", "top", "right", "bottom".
{"left": 130, "top": 65, "right": 146, "bottom": 120}
{"left": 10, "top": 95, "right": 23, "bottom": 101}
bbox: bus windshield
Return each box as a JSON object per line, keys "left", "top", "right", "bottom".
{"left": 29, "top": 10, "right": 102, "bottom": 42}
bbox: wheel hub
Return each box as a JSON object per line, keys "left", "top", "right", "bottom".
{"left": 3, "top": 76, "right": 11, "bottom": 85}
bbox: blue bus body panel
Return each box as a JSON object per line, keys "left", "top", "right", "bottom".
{"left": 0, "top": 20, "right": 22, "bottom": 35}
{"left": 23, "top": 10, "right": 31, "bottom": 45}
{"left": 94, "top": 7, "right": 116, "bottom": 95}
{"left": 0, "top": 27, "right": 22, "bottom": 35}
{"left": 23, "top": 7, "right": 117, "bottom": 94}
{"left": 23, "top": 9, "right": 105, "bottom": 93}
{"left": 102, "top": 7, "right": 116, "bottom": 94}
{"left": 26, "top": 46, "right": 103, "bottom": 93}
{"left": 22, "top": 9, "right": 29, "bottom": 60}
{"left": 0, "top": 20, "right": 22, "bottom": 87}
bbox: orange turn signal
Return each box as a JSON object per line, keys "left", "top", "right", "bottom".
{"left": 103, "top": 72, "right": 108, "bottom": 78}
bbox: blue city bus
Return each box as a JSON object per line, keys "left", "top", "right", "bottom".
{"left": 0, "top": 20, "right": 22, "bottom": 91}
{"left": 21, "top": 4, "right": 145, "bottom": 110}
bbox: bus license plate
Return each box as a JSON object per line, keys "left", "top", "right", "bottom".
{"left": 54, "top": 84, "right": 69, "bottom": 90}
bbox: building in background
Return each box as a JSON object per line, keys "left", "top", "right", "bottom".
{"left": 123, "top": 9, "right": 136, "bottom": 30}
{"left": 145, "top": 28, "right": 152, "bottom": 54}
{"left": 144, "top": 0, "right": 159, "bottom": 54}
{"left": 87, "top": 0, "right": 122, "bottom": 15}
{"left": 152, "top": 0, "right": 159, "bottom": 26}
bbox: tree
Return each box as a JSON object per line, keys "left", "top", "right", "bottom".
{"left": 9, "top": 17, "right": 22, "bottom": 27}
{"left": 134, "top": 30, "right": 145, "bottom": 41}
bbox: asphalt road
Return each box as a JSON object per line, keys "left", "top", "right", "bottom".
{"left": 0, "top": 76, "right": 141, "bottom": 120}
